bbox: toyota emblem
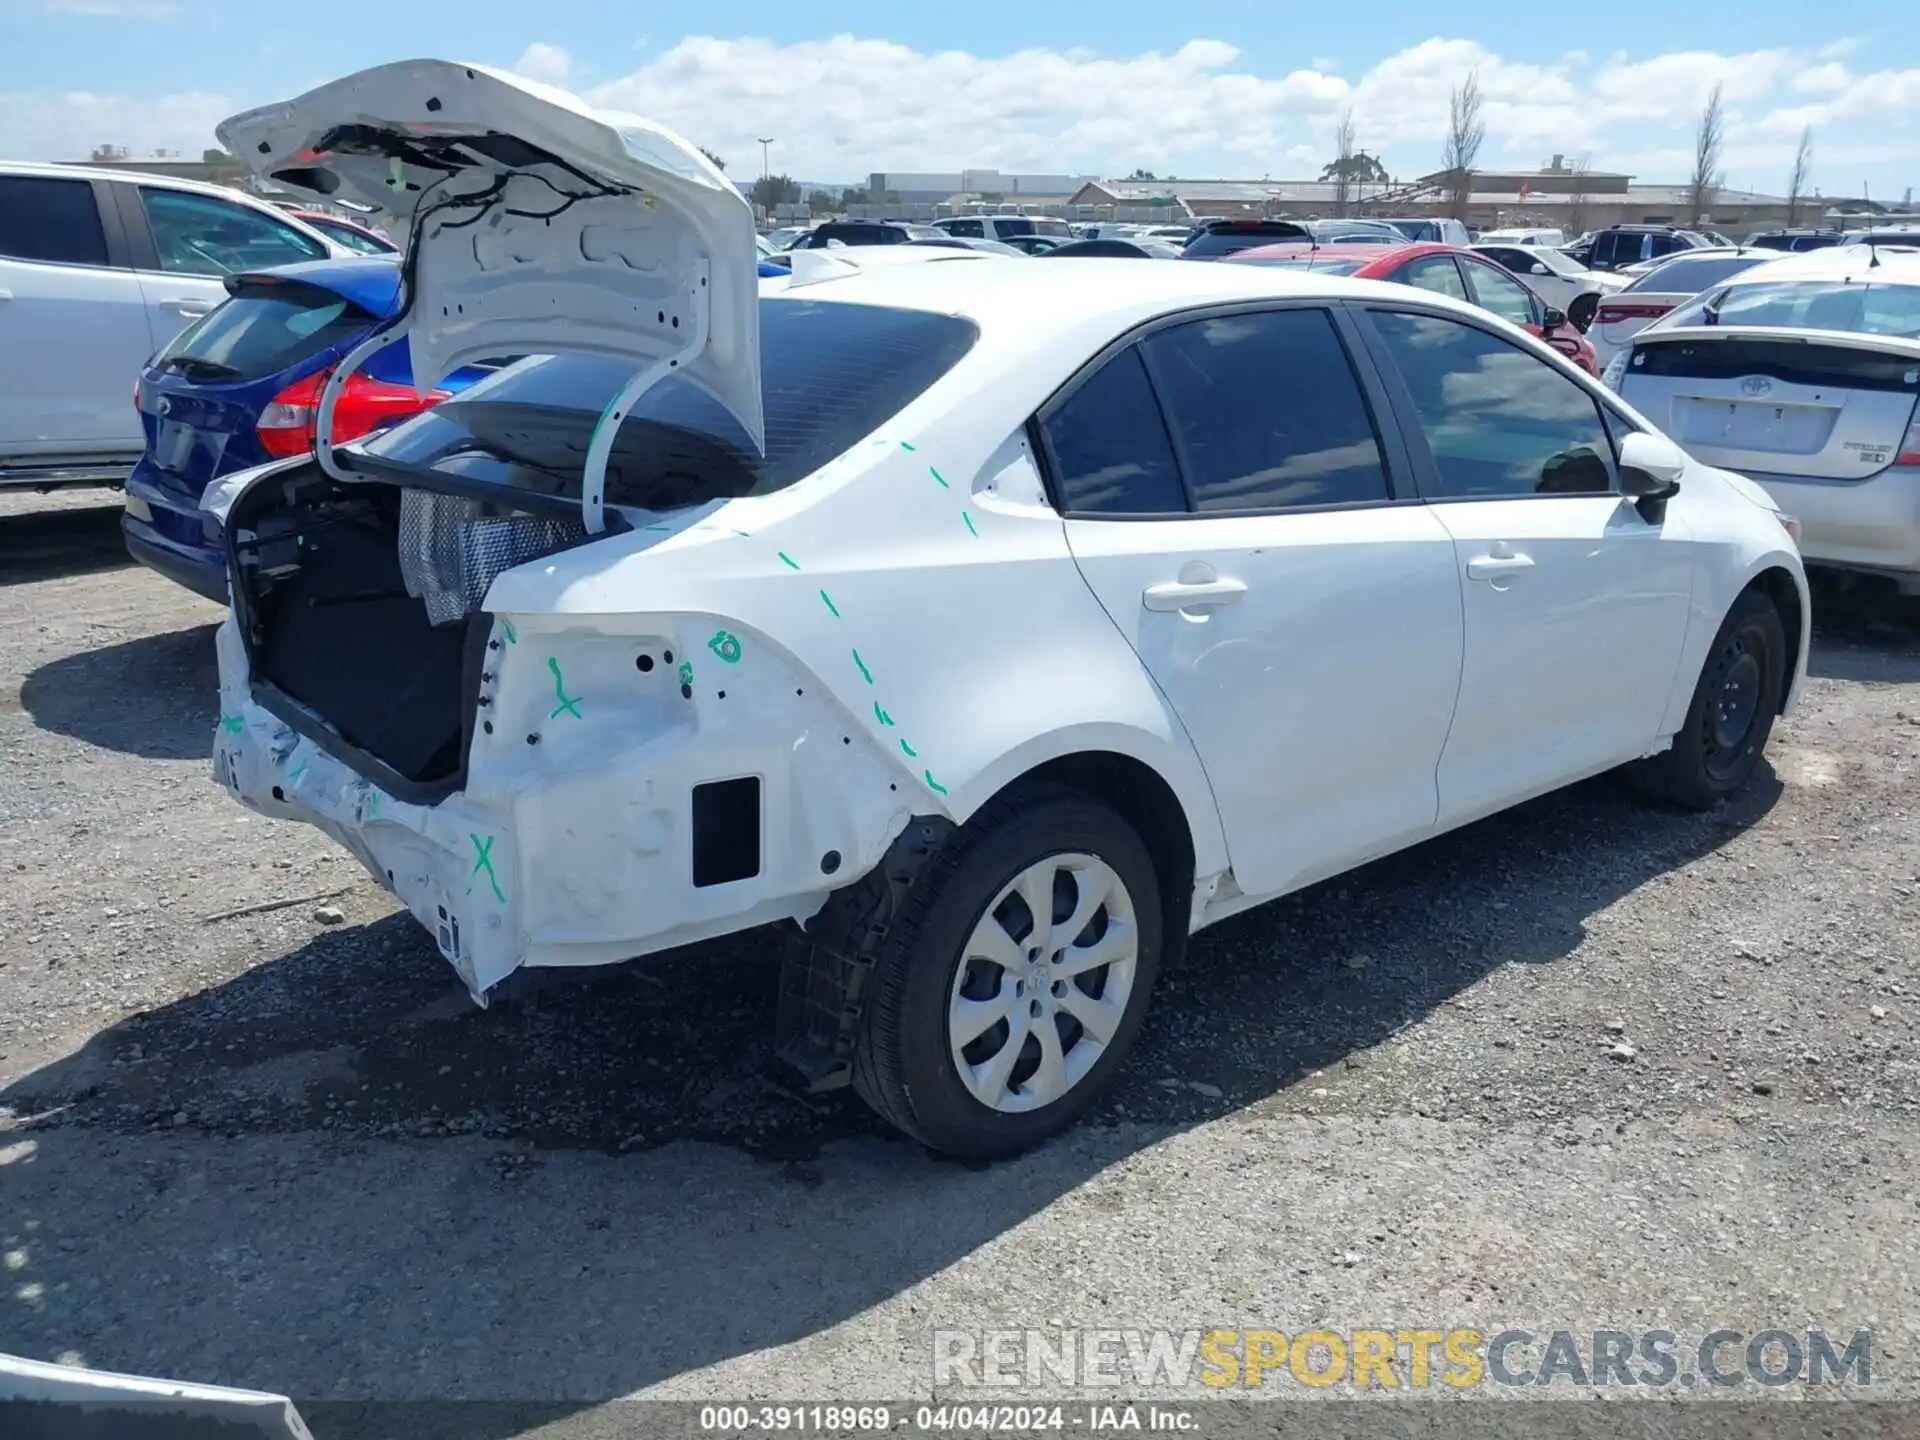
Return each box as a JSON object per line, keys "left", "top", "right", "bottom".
{"left": 1740, "top": 375, "right": 1772, "bottom": 398}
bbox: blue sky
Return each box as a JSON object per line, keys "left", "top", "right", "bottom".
{"left": 4, "top": 2, "right": 1916, "bottom": 197}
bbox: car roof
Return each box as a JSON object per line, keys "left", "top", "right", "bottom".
{"left": 0, "top": 158, "right": 278, "bottom": 203}
{"left": 1224, "top": 240, "right": 1424, "bottom": 265}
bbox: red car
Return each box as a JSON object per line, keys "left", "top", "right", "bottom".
{"left": 285, "top": 207, "right": 399, "bottom": 255}
{"left": 1225, "top": 241, "right": 1600, "bottom": 374}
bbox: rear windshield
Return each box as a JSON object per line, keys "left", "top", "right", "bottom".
{"left": 359, "top": 298, "right": 980, "bottom": 509}
{"left": 1381, "top": 219, "right": 1435, "bottom": 240}
{"left": 152, "top": 280, "right": 370, "bottom": 381}
{"left": 1663, "top": 280, "right": 1920, "bottom": 338}
{"left": 1624, "top": 254, "right": 1768, "bottom": 296}
{"left": 1232, "top": 257, "right": 1367, "bottom": 276}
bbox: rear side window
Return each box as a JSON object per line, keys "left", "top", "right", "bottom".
{"left": 944, "top": 219, "right": 984, "bottom": 238}
{"left": 152, "top": 279, "right": 370, "bottom": 381}
{"left": 1183, "top": 228, "right": 1305, "bottom": 258}
{"left": 1370, "top": 310, "right": 1615, "bottom": 498}
{"left": 0, "top": 175, "right": 109, "bottom": 266}
{"left": 1039, "top": 348, "right": 1186, "bottom": 514}
{"left": 362, "top": 298, "right": 978, "bottom": 508}
{"left": 1141, "top": 309, "right": 1389, "bottom": 511}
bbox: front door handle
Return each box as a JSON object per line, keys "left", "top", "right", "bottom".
{"left": 1142, "top": 577, "right": 1247, "bottom": 612}
{"left": 159, "top": 298, "right": 213, "bottom": 317}
{"left": 1466, "top": 553, "right": 1536, "bottom": 582}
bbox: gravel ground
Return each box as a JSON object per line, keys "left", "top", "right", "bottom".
{"left": 3, "top": 491, "right": 1919, "bottom": 1432}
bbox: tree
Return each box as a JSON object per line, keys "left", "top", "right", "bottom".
{"left": 201, "top": 148, "right": 233, "bottom": 167}
{"left": 1688, "top": 83, "right": 1724, "bottom": 226}
{"left": 1566, "top": 154, "right": 1593, "bottom": 237}
{"left": 750, "top": 174, "right": 802, "bottom": 210}
{"left": 1327, "top": 110, "right": 1357, "bottom": 216}
{"left": 700, "top": 147, "right": 725, "bottom": 172}
{"left": 1785, "top": 126, "right": 1814, "bottom": 227}
{"left": 806, "top": 189, "right": 835, "bottom": 215}
{"left": 1319, "top": 152, "right": 1388, "bottom": 185}
{"left": 1442, "top": 68, "right": 1486, "bottom": 219}
{"left": 838, "top": 186, "right": 871, "bottom": 208}
{"left": 1127, "top": 168, "right": 1158, "bottom": 181}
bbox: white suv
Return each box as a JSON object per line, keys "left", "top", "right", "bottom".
{"left": 207, "top": 61, "right": 1810, "bottom": 1160}
{"left": 935, "top": 215, "right": 1075, "bottom": 244}
{"left": 0, "top": 162, "right": 345, "bottom": 488}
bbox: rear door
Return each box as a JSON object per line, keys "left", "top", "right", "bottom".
{"left": 1045, "top": 303, "right": 1465, "bottom": 898}
{"left": 0, "top": 172, "right": 154, "bottom": 459}
{"left": 1356, "top": 304, "right": 1695, "bottom": 826}
{"left": 117, "top": 183, "right": 328, "bottom": 350}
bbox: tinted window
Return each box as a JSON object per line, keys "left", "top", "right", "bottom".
{"left": 1183, "top": 226, "right": 1308, "bottom": 258}
{"left": 1397, "top": 254, "right": 1467, "bottom": 299}
{"left": 1623, "top": 253, "right": 1767, "bottom": 295}
{"left": 1371, "top": 310, "right": 1615, "bottom": 499}
{"left": 1040, "top": 347, "right": 1185, "bottom": 514}
{"left": 804, "top": 224, "right": 904, "bottom": 247}
{"left": 362, "top": 298, "right": 977, "bottom": 509}
{"left": 1142, "top": 309, "right": 1389, "bottom": 511}
{"left": 995, "top": 219, "right": 1033, "bottom": 238}
{"left": 0, "top": 175, "right": 109, "bottom": 266}
{"left": 944, "top": 219, "right": 984, "bottom": 238}
{"left": 151, "top": 278, "right": 370, "bottom": 381}
{"left": 1462, "top": 259, "right": 1537, "bottom": 327}
{"left": 139, "top": 188, "right": 326, "bottom": 275}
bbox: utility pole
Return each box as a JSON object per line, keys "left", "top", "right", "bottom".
{"left": 757, "top": 137, "right": 774, "bottom": 183}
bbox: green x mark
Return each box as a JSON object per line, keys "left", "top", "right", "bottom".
{"left": 873, "top": 701, "right": 894, "bottom": 727}
{"left": 219, "top": 713, "right": 243, "bottom": 735}
{"left": 469, "top": 833, "right": 505, "bottom": 903}
{"left": 548, "top": 657, "right": 583, "bottom": 719}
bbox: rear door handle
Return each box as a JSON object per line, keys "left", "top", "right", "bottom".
{"left": 159, "top": 298, "right": 213, "bottom": 316}
{"left": 1466, "top": 553, "right": 1535, "bottom": 582}
{"left": 1142, "top": 577, "right": 1248, "bottom": 612}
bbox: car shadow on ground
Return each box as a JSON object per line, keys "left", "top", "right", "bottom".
{"left": 1806, "top": 586, "right": 1920, "bottom": 683}
{"left": 0, "top": 500, "right": 134, "bottom": 586}
{"left": 19, "top": 623, "right": 219, "bottom": 760}
{"left": 0, "top": 756, "right": 1782, "bottom": 1428}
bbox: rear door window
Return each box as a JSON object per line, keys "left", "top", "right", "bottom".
{"left": 0, "top": 174, "right": 110, "bottom": 267}
{"left": 138, "top": 188, "right": 327, "bottom": 276}
{"left": 151, "top": 278, "right": 370, "bottom": 381}
{"left": 1396, "top": 254, "right": 1468, "bottom": 300}
{"left": 1140, "top": 308, "right": 1390, "bottom": 511}
{"left": 944, "top": 219, "right": 984, "bottom": 238}
{"left": 361, "top": 298, "right": 979, "bottom": 509}
{"left": 1039, "top": 347, "right": 1186, "bottom": 515}
{"left": 1461, "top": 259, "right": 1539, "bottom": 327}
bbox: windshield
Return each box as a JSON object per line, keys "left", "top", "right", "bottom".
{"left": 1663, "top": 279, "right": 1920, "bottom": 338}
{"left": 358, "top": 298, "right": 979, "bottom": 509}
{"left": 1625, "top": 253, "right": 1770, "bottom": 296}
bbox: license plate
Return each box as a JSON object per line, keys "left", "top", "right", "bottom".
{"left": 1680, "top": 398, "right": 1836, "bottom": 456}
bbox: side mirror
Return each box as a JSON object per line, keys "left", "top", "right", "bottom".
{"left": 1530, "top": 262, "right": 1551, "bottom": 276}
{"left": 1541, "top": 306, "right": 1568, "bottom": 330}
{"left": 1618, "top": 430, "right": 1684, "bottom": 520}
{"left": 1566, "top": 292, "right": 1599, "bottom": 333}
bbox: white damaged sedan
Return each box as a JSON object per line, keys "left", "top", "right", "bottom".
{"left": 207, "top": 61, "right": 1809, "bottom": 1158}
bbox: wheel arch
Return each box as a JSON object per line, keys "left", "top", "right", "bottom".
{"left": 1744, "top": 563, "right": 1807, "bottom": 714}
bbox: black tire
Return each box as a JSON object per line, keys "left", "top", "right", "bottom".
{"left": 850, "top": 785, "right": 1163, "bottom": 1160}
{"left": 1629, "top": 586, "right": 1787, "bottom": 808}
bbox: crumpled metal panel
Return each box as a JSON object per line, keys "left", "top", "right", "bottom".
{"left": 398, "top": 489, "right": 583, "bottom": 625}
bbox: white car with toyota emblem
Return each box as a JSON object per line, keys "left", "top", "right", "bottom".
{"left": 205, "top": 60, "right": 1809, "bottom": 1158}
{"left": 1606, "top": 244, "right": 1920, "bottom": 587}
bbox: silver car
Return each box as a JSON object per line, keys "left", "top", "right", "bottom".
{"left": 1605, "top": 244, "right": 1920, "bottom": 587}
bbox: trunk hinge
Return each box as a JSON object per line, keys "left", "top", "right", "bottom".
{"left": 579, "top": 257, "right": 712, "bottom": 535}
{"left": 313, "top": 312, "right": 415, "bottom": 485}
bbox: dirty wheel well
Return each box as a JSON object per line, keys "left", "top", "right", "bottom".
{"left": 1748, "top": 567, "right": 1803, "bottom": 714}
{"left": 1017, "top": 751, "right": 1196, "bottom": 959}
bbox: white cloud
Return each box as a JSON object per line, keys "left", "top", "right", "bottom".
{"left": 511, "top": 42, "right": 574, "bottom": 88}
{"left": 1, "top": 32, "right": 1915, "bottom": 199}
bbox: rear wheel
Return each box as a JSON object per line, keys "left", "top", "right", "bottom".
{"left": 851, "top": 787, "right": 1162, "bottom": 1160}
{"left": 1630, "top": 587, "right": 1787, "bottom": 808}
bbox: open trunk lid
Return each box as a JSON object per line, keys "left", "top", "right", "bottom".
{"left": 1617, "top": 326, "right": 1920, "bottom": 479}
{"left": 216, "top": 58, "right": 763, "bottom": 528}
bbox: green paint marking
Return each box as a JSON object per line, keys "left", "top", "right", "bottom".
{"left": 547, "top": 656, "right": 583, "bottom": 719}
{"left": 499, "top": 618, "right": 518, "bottom": 645}
{"left": 286, "top": 761, "right": 308, "bottom": 785}
{"left": 365, "top": 791, "right": 381, "bottom": 819}
{"left": 928, "top": 466, "right": 949, "bottom": 489}
{"left": 899, "top": 738, "right": 918, "bottom": 759}
{"left": 219, "top": 713, "right": 244, "bottom": 735}
{"left": 677, "top": 660, "right": 693, "bottom": 687}
{"left": 899, "top": 440, "right": 917, "bottom": 452}
{"left": 873, "top": 701, "right": 894, "bottom": 727}
{"left": 776, "top": 551, "right": 801, "bottom": 571}
{"left": 851, "top": 648, "right": 873, "bottom": 685}
{"left": 707, "top": 629, "right": 742, "bottom": 664}
{"left": 962, "top": 510, "right": 979, "bottom": 537}
{"left": 819, "top": 589, "right": 840, "bottom": 618}
{"left": 923, "top": 770, "right": 948, "bottom": 797}
{"left": 469, "top": 833, "right": 505, "bottom": 904}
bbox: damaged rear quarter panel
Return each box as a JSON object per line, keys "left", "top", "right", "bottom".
{"left": 480, "top": 369, "right": 1229, "bottom": 886}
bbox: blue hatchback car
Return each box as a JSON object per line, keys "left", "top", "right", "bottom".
{"left": 123, "top": 257, "right": 489, "bottom": 602}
